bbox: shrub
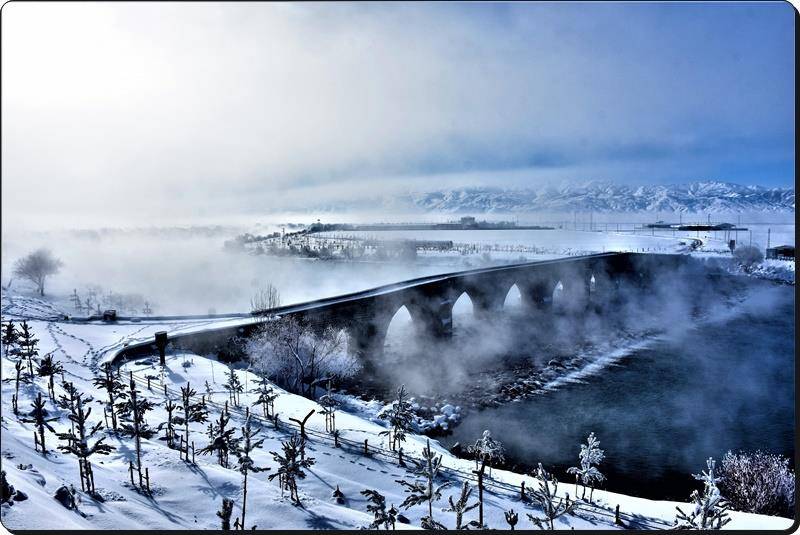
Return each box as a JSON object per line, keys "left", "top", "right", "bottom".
{"left": 732, "top": 246, "right": 764, "bottom": 272}
{"left": 717, "top": 450, "right": 795, "bottom": 517}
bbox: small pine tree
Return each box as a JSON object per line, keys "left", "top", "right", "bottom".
{"left": 318, "top": 380, "right": 339, "bottom": 433}
{"left": 17, "top": 320, "right": 39, "bottom": 380}
{"left": 36, "top": 353, "right": 64, "bottom": 401}
{"left": 252, "top": 378, "right": 277, "bottom": 418}
{"left": 116, "top": 374, "right": 155, "bottom": 487}
{"left": 525, "top": 463, "right": 576, "bottom": 530}
{"left": 217, "top": 497, "right": 234, "bottom": 530}
{"left": 505, "top": 509, "right": 519, "bottom": 530}
{"left": 361, "top": 489, "right": 398, "bottom": 530}
{"left": 84, "top": 295, "right": 95, "bottom": 316}
{"left": 3, "top": 359, "right": 29, "bottom": 415}
{"left": 675, "top": 458, "right": 732, "bottom": 530}
{"left": 57, "top": 390, "right": 115, "bottom": 493}
{"left": 200, "top": 406, "right": 238, "bottom": 468}
{"left": 268, "top": 433, "right": 315, "bottom": 504}
{"left": 468, "top": 429, "right": 505, "bottom": 476}
{"left": 56, "top": 380, "right": 83, "bottom": 444}
{"left": 567, "top": 432, "right": 605, "bottom": 502}
{"left": 21, "top": 392, "right": 58, "bottom": 456}
{"left": 379, "top": 385, "right": 414, "bottom": 451}
{"left": 232, "top": 413, "right": 269, "bottom": 530}
{"left": 395, "top": 439, "right": 449, "bottom": 528}
{"left": 92, "top": 363, "right": 126, "bottom": 431}
{"left": 442, "top": 480, "right": 481, "bottom": 529}
{"left": 180, "top": 382, "right": 208, "bottom": 460}
{"left": 159, "top": 397, "right": 180, "bottom": 448}
{"left": 223, "top": 366, "right": 244, "bottom": 407}
{"left": 1, "top": 320, "right": 19, "bottom": 359}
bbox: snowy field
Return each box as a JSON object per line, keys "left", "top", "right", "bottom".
{"left": 0, "top": 294, "right": 794, "bottom": 530}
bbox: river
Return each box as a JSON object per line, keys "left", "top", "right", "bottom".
{"left": 439, "top": 279, "right": 794, "bottom": 501}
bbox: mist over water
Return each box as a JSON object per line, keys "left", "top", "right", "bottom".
{"left": 440, "top": 279, "right": 794, "bottom": 501}
{"left": 0, "top": 226, "right": 460, "bottom": 314}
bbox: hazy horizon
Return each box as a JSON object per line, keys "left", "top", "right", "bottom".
{"left": 2, "top": 2, "right": 795, "bottom": 230}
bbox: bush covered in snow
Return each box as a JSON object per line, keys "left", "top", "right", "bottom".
{"left": 732, "top": 245, "right": 764, "bottom": 273}
{"left": 245, "top": 317, "right": 359, "bottom": 397}
{"left": 718, "top": 450, "right": 795, "bottom": 518}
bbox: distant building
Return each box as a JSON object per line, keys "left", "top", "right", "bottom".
{"left": 460, "top": 216, "right": 477, "bottom": 228}
{"left": 766, "top": 245, "right": 795, "bottom": 261}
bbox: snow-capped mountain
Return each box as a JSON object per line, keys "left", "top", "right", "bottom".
{"left": 397, "top": 181, "right": 795, "bottom": 214}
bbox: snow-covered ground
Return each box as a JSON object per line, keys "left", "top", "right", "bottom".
{"left": 0, "top": 294, "right": 793, "bottom": 530}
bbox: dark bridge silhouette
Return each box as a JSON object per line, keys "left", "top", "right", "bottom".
{"left": 112, "top": 252, "right": 693, "bottom": 365}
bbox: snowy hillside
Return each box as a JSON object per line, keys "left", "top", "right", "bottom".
{"left": 404, "top": 182, "right": 795, "bottom": 214}
{"left": 0, "top": 295, "right": 793, "bottom": 531}
{"left": 310, "top": 181, "right": 794, "bottom": 214}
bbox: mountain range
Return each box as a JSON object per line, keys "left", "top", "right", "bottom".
{"left": 319, "top": 181, "right": 794, "bottom": 214}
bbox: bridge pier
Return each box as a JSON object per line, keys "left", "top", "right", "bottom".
{"left": 519, "top": 279, "right": 556, "bottom": 311}
{"left": 468, "top": 286, "right": 508, "bottom": 318}
{"left": 407, "top": 296, "right": 454, "bottom": 339}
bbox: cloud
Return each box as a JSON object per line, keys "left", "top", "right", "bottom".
{"left": 1, "top": 2, "right": 794, "bottom": 229}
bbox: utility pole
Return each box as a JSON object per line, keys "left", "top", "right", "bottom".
{"left": 767, "top": 228, "right": 771, "bottom": 250}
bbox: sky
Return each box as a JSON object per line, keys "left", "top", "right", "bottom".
{"left": 1, "top": 2, "right": 795, "bottom": 228}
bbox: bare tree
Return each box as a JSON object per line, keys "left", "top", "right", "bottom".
{"left": 13, "top": 249, "right": 63, "bottom": 296}
{"left": 250, "top": 283, "right": 281, "bottom": 321}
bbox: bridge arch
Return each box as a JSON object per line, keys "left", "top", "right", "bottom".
{"left": 383, "top": 304, "right": 415, "bottom": 356}
{"left": 552, "top": 280, "right": 566, "bottom": 310}
{"left": 450, "top": 290, "right": 477, "bottom": 334}
{"left": 503, "top": 283, "right": 523, "bottom": 309}
{"left": 451, "top": 291, "right": 475, "bottom": 316}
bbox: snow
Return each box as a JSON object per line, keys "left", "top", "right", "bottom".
{"left": 1, "top": 299, "right": 794, "bottom": 530}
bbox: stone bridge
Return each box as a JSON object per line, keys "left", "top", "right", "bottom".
{"left": 112, "top": 252, "right": 694, "bottom": 365}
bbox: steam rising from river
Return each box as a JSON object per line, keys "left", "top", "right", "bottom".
{"left": 374, "top": 263, "right": 768, "bottom": 404}
{"left": 0, "top": 226, "right": 463, "bottom": 315}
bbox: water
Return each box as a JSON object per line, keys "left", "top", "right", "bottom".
{"left": 442, "top": 280, "right": 794, "bottom": 501}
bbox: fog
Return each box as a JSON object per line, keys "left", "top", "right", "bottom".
{"left": 366, "top": 259, "right": 735, "bottom": 398}
{"left": 0, "top": 224, "right": 468, "bottom": 315}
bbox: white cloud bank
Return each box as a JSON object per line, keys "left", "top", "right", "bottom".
{"left": 1, "top": 2, "right": 794, "bottom": 229}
